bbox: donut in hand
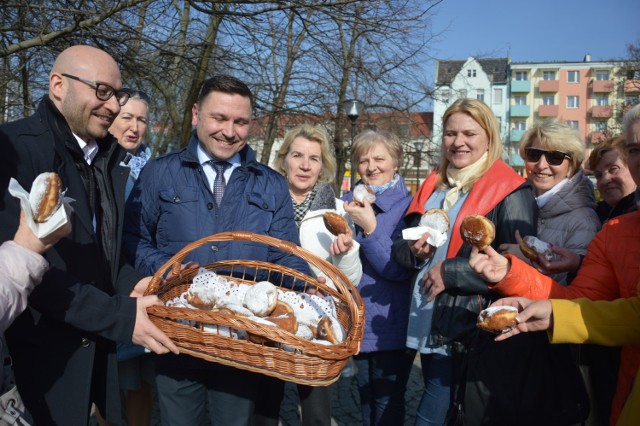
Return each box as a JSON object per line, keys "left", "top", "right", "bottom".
{"left": 419, "top": 208, "right": 450, "bottom": 233}
{"left": 476, "top": 305, "right": 518, "bottom": 334}
{"left": 352, "top": 184, "right": 376, "bottom": 206}
{"left": 519, "top": 236, "right": 553, "bottom": 262}
{"left": 323, "top": 212, "right": 349, "bottom": 236}
{"left": 29, "top": 172, "right": 63, "bottom": 223}
{"left": 460, "top": 215, "right": 495, "bottom": 250}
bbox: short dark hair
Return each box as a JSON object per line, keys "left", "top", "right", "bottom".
{"left": 197, "top": 75, "right": 253, "bottom": 110}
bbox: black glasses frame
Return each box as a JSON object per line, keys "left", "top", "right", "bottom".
{"left": 524, "top": 147, "right": 572, "bottom": 166}
{"left": 61, "top": 73, "right": 130, "bottom": 106}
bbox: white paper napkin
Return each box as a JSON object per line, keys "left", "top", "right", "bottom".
{"left": 8, "top": 177, "right": 73, "bottom": 238}
{"left": 402, "top": 225, "right": 448, "bottom": 247}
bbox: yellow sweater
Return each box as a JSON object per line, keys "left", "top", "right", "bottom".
{"left": 550, "top": 295, "right": 640, "bottom": 426}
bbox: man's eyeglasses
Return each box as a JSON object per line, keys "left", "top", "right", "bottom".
{"left": 61, "top": 73, "right": 130, "bottom": 106}
{"left": 524, "top": 147, "right": 572, "bottom": 166}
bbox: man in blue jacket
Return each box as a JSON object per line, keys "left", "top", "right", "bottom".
{"left": 123, "top": 75, "right": 310, "bottom": 425}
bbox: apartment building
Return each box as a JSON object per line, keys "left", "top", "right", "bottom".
{"left": 433, "top": 56, "right": 510, "bottom": 154}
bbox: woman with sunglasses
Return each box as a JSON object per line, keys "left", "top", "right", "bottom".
{"left": 499, "top": 119, "right": 601, "bottom": 285}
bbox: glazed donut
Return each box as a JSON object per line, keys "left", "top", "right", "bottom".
{"left": 460, "top": 215, "right": 495, "bottom": 250}
{"left": 519, "top": 236, "right": 553, "bottom": 262}
{"left": 323, "top": 212, "right": 350, "bottom": 236}
{"left": 352, "top": 184, "right": 376, "bottom": 206}
{"left": 29, "top": 172, "right": 63, "bottom": 223}
{"left": 476, "top": 305, "right": 518, "bottom": 334}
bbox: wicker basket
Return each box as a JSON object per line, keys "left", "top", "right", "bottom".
{"left": 144, "top": 231, "right": 365, "bottom": 386}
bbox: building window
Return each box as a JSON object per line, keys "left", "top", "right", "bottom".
{"left": 542, "top": 95, "right": 554, "bottom": 105}
{"left": 467, "top": 69, "right": 476, "bottom": 77}
{"left": 515, "top": 71, "right": 528, "bottom": 81}
{"left": 476, "top": 89, "right": 484, "bottom": 101}
{"left": 594, "top": 121, "right": 608, "bottom": 131}
{"left": 543, "top": 71, "right": 556, "bottom": 80}
{"left": 626, "top": 95, "right": 640, "bottom": 106}
{"left": 566, "top": 120, "right": 579, "bottom": 129}
{"left": 514, "top": 95, "right": 527, "bottom": 105}
{"left": 567, "top": 96, "right": 579, "bottom": 108}
{"left": 441, "top": 90, "right": 450, "bottom": 104}
{"left": 595, "top": 95, "right": 609, "bottom": 106}
{"left": 568, "top": 71, "right": 580, "bottom": 83}
{"left": 514, "top": 120, "right": 526, "bottom": 131}
{"left": 459, "top": 89, "right": 467, "bottom": 99}
{"left": 626, "top": 70, "right": 640, "bottom": 80}
{"left": 493, "top": 88, "right": 503, "bottom": 104}
{"left": 595, "top": 70, "right": 610, "bottom": 80}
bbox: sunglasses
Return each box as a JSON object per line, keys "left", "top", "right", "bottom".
{"left": 524, "top": 147, "right": 572, "bottom": 166}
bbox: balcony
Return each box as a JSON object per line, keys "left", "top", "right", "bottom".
{"left": 538, "top": 105, "right": 559, "bottom": 117}
{"left": 624, "top": 80, "right": 640, "bottom": 93}
{"left": 511, "top": 105, "right": 530, "bottom": 117}
{"left": 591, "top": 105, "right": 613, "bottom": 118}
{"left": 539, "top": 80, "right": 559, "bottom": 92}
{"left": 510, "top": 129, "right": 526, "bottom": 142}
{"left": 592, "top": 80, "right": 614, "bottom": 92}
{"left": 511, "top": 80, "right": 531, "bottom": 92}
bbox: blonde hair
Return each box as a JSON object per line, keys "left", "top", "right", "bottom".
{"left": 274, "top": 124, "right": 337, "bottom": 183}
{"left": 437, "top": 98, "right": 503, "bottom": 186}
{"left": 519, "top": 119, "right": 584, "bottom": 175}
{"left": 350, "top": 130, "right": 403, "bottom": 170}
{"left": 588, "top": 136, "right": 626, "bottom": 171}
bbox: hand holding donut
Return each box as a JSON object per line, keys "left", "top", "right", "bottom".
{"left": 343, "top": 198, "right": 377, "bottom": 237}
{"left": 468, "top": 245, "right": 511, "bottom": 283}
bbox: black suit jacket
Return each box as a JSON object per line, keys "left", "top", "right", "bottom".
{"left": 0, "top": 98, "right": 140, "bottom": 425}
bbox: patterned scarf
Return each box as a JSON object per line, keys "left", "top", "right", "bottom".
{"left": 366, "top": 173, "right": 401, "bottom": 195}
{"left": 292, "top": 186, "right": 317, "bottom": 227}
{"left": 122, "top": 145, "right": 150, "bottom": 179}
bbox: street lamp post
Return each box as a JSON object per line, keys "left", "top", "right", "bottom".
{"left": 344, "top": 99, "right": 365, "bottom": 189}
{"left": 413, "top": 140, "right": 425, "bottom": 192}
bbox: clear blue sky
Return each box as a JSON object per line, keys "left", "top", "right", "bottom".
{"left": 428, "top": 0, "right": 639, "bottom": 63}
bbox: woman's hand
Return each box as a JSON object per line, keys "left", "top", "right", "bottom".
{"left": 13, "top": 207, "right": 72, "bottom": 255}
{"left": 535, "top": 246, "right": 581, "bottom": 275}
{"left": 469, "top": 245, "right": 511, "bottom": 283}
{"left": 343, "top": 198, "right": 377, "bottom": 236}
{"left": 408, "top": 232, "right": 435, "bottom": 262}
{"left": 421, "top": 261, "right": 445, "bottom": 302}
{"left": 330, "top": 227, "right": 354, "bottom": 256}
{"left": 490, "top": 297, "right": 554, "bottom": 341}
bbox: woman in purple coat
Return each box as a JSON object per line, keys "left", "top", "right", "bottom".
{"left": 342, "top": 130, "right": 414, "bottom": 425}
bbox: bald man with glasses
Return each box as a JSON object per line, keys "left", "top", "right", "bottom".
{"left": 0, "top": 45, "right": 177, "bottom": 425}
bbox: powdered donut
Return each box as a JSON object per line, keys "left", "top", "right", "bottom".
{"left": 476, "top": 305, "right": 518, "bottom": 334}
{"left": 520, "top": 236, "right": 553, "bottom": 262}
{"left": 29, "top": 172, "right": 63, "bottom": 223}
{"left": 243, "top": 281, "right": 278, "bottom": 317}
{"left": 353, "top": 184, "right": 376, "bottom": 206}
